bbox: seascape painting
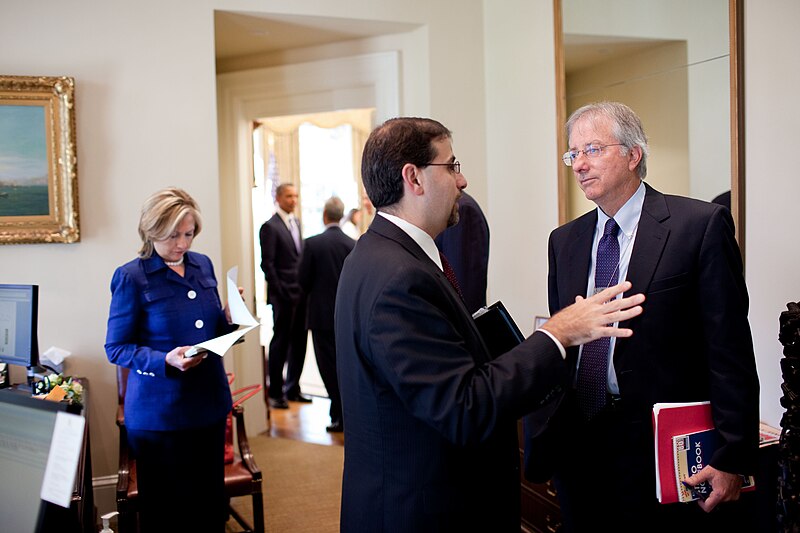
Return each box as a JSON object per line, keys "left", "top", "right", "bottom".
{"left": 0, "top": 104, "right": 50, "bottom": 217}
{"left": 0, "top": 75, "right": 78, "bottom": 244}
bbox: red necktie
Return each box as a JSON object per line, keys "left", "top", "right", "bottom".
{"left": 440, "top": 252, "right": 463, "bottom": 299}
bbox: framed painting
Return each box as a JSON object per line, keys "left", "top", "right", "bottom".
{"left": 0, "top": 75, "right": 79, "bottom": 244}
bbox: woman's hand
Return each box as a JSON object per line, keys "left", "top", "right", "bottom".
{"left": 165, "top": 346, "right": 204, "bottom": 371}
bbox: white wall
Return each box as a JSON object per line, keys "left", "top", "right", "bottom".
{"left": 744, "top": 0, "right": 800, "bottom": 427}
{"left": 483, "top": 0, "right": 559, "bottom": 325}
{"left": 0, "top": 0, "right": 792, "bottom": 506}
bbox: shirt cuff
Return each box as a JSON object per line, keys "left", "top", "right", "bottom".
{"left": 536, "top": 328, "right": 566, "bottom": 360}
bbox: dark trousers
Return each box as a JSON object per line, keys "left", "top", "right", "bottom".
{"left": 552, "top": 393, "right": 757, "bottom": 533}
{"left": 268, "top": 296, "right": 308, "bottom": 399}
{"left": 311, "top": 328, "right": 342, "bottom": 424}
{"left": 127, "top": 419, "right": 227, "bottom": 532}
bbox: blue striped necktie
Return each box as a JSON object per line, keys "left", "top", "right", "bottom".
{"left": 576, "top": 218, "right": 620, "bottom": 419}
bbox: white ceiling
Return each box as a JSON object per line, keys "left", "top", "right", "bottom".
{"left": 214, "top": 12, "right": 671, "bottom": 80}
{"left": 214, "top": 11, "right": 417, "bottom": 60}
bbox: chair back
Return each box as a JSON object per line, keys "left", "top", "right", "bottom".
{"left": 116, "top": 367, "right": 129, "bottom": 427}
{"left": 117, "top": 366, "right": 129, "bottom": 404}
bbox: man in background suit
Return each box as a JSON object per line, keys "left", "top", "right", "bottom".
{"left": 298, "top": 196, "right": 355, "bottom": 432}
{"left": 334, "top": 116, "right": 645, "bottom": 532}
{"left": 259, "top": 183, "right": 310, "bottom": 409}
{"left": 434, "top": 190, "right": 490, "bottom": 313}
{"left": 525, "top": 102, "right": 759, "bottom": 531}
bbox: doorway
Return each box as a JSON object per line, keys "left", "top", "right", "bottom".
{"left": 251, "top": 109, "right": 373, "bottom": 396}
{"left": 216, "top": 51, "right": 399, "bottom": 433}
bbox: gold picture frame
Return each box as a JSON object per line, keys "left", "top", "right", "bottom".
{"left": 0, "top": 75, "right": 79, "bottom": 244}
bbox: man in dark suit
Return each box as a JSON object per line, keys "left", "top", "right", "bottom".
{"left": 334, "top": 116, "right": 646, "bottom": 532}
{"left": 434, "top": 190, "right": 490, "bottom": 314}
{"left": 259, "top": 183, "right": 310, "bottom": 409}
{"left": 298, "top": 196, "right": 355, "bottom": 432}
{"left": 525, "top": 102, "right": 759, "bottom": 531}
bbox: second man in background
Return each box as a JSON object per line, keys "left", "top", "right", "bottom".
{"left": 299, "top": 196, "right": 356, "bottom": 432}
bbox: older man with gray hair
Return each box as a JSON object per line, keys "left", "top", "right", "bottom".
{"left": 298, "top": 196, "right": 355, "bottom": 432}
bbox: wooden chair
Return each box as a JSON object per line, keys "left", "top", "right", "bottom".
{"left": 115, "top": 367, "right": 265, "bottom": 533}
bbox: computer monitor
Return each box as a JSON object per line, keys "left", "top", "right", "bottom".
{"left": 0, "top": 388, "right": 82, "bottom": 532}
{"left": 0, "top": 284, "right": 39, "bottom": 370}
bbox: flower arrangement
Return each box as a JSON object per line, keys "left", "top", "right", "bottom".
{"left": 34, "top": 374, "right": 83, "bottom": 405}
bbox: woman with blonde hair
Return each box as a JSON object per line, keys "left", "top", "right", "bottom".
{"left": 105, "top": 187, "right": 236, "bottom": 531}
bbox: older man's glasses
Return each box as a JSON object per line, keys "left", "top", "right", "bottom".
{"left": 426, "top": 161, "right": 461, "bottom": 174}
{"left": 562, "top": 144, "right": 624, "bottom": 166}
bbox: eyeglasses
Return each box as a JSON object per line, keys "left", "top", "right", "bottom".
{"left": 562, "top": 144, "right": 624, "bottom": 166}
{"left": 426, "top": 160, "right": 461, "bottom": 174}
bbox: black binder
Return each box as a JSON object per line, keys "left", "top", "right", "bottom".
{"left": 472, "top": 301, "right": 525, "bottom": 359}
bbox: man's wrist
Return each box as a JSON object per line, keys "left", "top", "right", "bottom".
{"left": 536, "top": 328, "right": 566, "bottom": 359}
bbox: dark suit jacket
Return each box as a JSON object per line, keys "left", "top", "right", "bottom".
{"left": 259, "top": 213, "right": 302, "bottom": 304}
{"left": 335, "top": 214, "right": 569, "bottom": 533}
{"left": 526, "top": 184, "right": 759, "bottom": 481}
{"left": 298, "top": 225, "right": 355, "bottom": 331}
{"left": 434, "top": 191, "right": 490, "bottom": 313}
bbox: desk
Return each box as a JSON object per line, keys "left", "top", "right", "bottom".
{"left": 72, "top": 378, "right": 94, "bottom": 533}
{"left": 2, "top": 379, "right": 94, "bottom": 533}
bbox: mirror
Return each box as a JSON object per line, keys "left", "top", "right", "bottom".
{"left": 554, "top": 0, "right": 744, "bottom": 249}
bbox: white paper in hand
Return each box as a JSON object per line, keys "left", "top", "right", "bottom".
{"left": 184, "top": 266, "right": 260, "bottom": 357}
{"left": 226, "top": 266, "right": 259, "bottom": 327}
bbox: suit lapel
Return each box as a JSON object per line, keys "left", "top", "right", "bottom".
{"left": 625, "top": 184, "right": 670, "bottom": 300}
{"left": 369, "top": 215, "right": 432, "bottom": 265}
{"left": 368, "top": 216, "right": 455, "bottom": 297}
{"left": 563, "top": 211, "right": 596, "bottom": 309}
{"left": 369, "top": 215, "right": 487, "bottom": 356}
{"left": 614, "top": 184, "right": 670, "bottom": 372}
{"left": 273, "top": 213, "right": 299, "bottom": 257}
{"left": 561, "top": 187, "right": 671, "bottom": 311}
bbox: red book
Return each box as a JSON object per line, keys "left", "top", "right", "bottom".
{"left": 653, "top": 402, "right": 713, "bottom": 504}
{"left": 653, "top": 401, "right": 756, "bottom": 504}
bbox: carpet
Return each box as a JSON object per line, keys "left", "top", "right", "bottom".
{"left": 228, "top": 435, "right": 344, "bottom": 533}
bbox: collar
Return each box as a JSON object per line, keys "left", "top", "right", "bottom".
{"left": 378, "top": 211, "right": 442, "bottom": 270}
{"left": 143, "top": 251, "right": 197, "bottom": 274}
{"left": 275, "top": 207, "right": 295, "bottom": 227}
{"left": 596, "top": 181, "right": 645, "bottom": 239}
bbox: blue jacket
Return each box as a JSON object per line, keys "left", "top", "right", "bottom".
{"left": 105, "top": 251, "right": 234, "bottom": 431}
